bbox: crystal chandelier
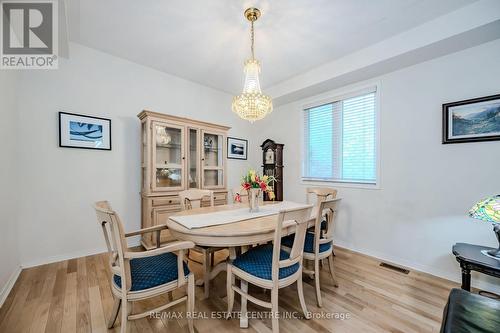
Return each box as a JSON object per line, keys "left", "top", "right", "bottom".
{"left": 232, "top": 8, "right": 273, "bottom": 122}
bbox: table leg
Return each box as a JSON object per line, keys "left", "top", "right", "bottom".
{"left": 461, "top": 268, "right": 471, "bottom": 291}
{"left": 203, "top": 250, "right": 210, "bottom": 299}
{"left": 196, "top": 262, "right": 228, "bottom": 286}
{"left": 196, "top": 247, "right": 231, "bottom": 297}
{"left": 240, "top": 280, "right": 248, "bottom": 328}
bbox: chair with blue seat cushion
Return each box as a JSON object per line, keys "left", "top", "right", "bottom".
{"left": 113, "top": 252, "right": 190, "bottom": 291}
{"left": 307, "top": 187, "right": 337, "bottom": 230}
{"left": 232, "top": 244, "right": 299, "bottom": 280}
{"left": 281, "top": 231, "right": 333, "bottom": 253}
{"left": 282, "top": 198, "right": 341, "bottom": 308}
{"left": 227, "top": 205, "right": 314, "bottom": 333}
{"left": 94, "top": 201, "right": 195, "bottom": 333}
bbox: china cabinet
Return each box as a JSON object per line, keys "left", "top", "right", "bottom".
{"left": 138, "top": 110, "right": 230, "bottom": 249}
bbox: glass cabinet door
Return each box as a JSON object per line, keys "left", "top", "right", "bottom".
{"left": 152, "top": 122, "right": 184, "bottom": 191}
{"left": 201, "top": 131, "right": 224, "bottom": 188}
{"left": 187, "top": 128, "right": 199, "bottom": 188}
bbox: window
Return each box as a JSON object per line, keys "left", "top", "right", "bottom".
{"left": 303, "top": 88, "right": 377, "bottom": 185}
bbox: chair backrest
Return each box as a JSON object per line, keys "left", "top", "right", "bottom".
{"left": 312, "top": 198, "right": 341, "bottom": 254}
{"left": 232, "top": 186, "right": 249, "bottom": 204}
{"left": 271, "top": 205, "right": 313, "bottom": 282}
{"left": 306, "top": 187, "right": 337, "bottom": 204}
{"left": 179, "top": 189, "right": 214, "bottom": 210}
{"left": 94, "top": 201, "right": 131, "bottom": 291}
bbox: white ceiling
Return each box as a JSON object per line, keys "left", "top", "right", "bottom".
{"left": 67, "top": 0, "right": 475, "bottom": 94}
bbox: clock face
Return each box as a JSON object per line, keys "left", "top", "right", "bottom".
{"left": 265, "top": 149, "right": 274, "bottom": 164}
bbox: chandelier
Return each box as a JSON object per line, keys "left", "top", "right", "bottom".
{"left": 232, "top": 8, "right": 273, "bottom": 122}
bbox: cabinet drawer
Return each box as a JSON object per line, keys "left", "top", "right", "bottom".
{"left": 214, "top": 193, "right": 227, "bottom": 202}
{"left": 152, "top": 196, "right": 180, "bottom": 207}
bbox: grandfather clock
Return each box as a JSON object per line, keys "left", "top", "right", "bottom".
{"left": 261, "top": 139, "right": 284, "bottom": 201}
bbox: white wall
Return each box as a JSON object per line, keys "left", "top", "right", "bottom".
{"left": 256, "top": 39, "right": 500, "bottom": 292}
{"left": 15, "top": 43, "right": 259, "bottom": 267}
{"left": 0, "top": 71, "right": 21, "bottom": 303}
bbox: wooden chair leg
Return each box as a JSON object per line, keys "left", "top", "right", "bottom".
{"left": 296, "top": 276, "right": 311, "bottom": 319}
{"left": 240, "top": 280, "right": 248, "bottom": 328}
{"left": 328, "top": 254, "right": 339, "bottom": 287}
{"left": 271, "top": 288, "right": 279, "bottom": 333}
{"left": 107, "top": 297, "right": 121, "bottom": 328}
{"left": 187, "top": 274, "right": 195, "bottom": 333}
{"left": 120, "top": 299, "right": 130, "bottom": 333}
{"left": 314, "top": 258, "right": 323, "bottom": 307}
{"left": 226, "top": 264, "right": 234, "bottom": 317}
{"left": 203, "top": 249, "right": 210, "bottom": 298}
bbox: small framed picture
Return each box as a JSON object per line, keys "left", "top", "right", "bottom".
{"left": 442, "top": 94, "right": 500, "bottom": 144}
{"left": 59, "top": 112, "right": 112, "bottom": 150}
{"left": 227, "top": 137, "right": 248, "bottom": 160}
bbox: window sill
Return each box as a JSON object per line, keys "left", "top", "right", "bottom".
{"left": 301, "top": 179, "right": 381, "bottom": 190}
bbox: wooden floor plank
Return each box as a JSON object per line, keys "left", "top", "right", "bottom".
{"left": 61, "top": 272, "right": 78, "bottom": 333}
{"left": 0, "top": 246, "right": 458, "bottom": 333}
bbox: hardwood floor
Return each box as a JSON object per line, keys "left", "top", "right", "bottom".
{"left": 0, "top": 247, "right": 458, "bottom": 333}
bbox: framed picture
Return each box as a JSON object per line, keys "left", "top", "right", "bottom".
{"left": 442, "top": 94, "right": 500, "bottom": 144}
{"left": 59, "top": 112, "right": 112, "bottom": 150}
{"left": 227, "top": 137, "right": 248, "bottom": 160}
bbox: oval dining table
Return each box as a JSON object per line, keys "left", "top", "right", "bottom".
{"left": 166, "top": 202, "right": 314, "bottom": 328}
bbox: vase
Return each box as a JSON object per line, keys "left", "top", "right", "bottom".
{"left": 248, "top": 188, "right": 261, "bottom": 213}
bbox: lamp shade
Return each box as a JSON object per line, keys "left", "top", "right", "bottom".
{"left": 468, "top": 195, "right": 500, "bottom": 223}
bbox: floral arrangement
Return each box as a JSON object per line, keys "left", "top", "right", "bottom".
{"left": 238, "top": 169, "right": 276, "bottom": 201}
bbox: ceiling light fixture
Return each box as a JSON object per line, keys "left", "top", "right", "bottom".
{"left": 232, "top": 8, "right": 273, "bottom": 123}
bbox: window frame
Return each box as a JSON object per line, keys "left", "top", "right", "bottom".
{"left": 300, "top": 84, "right": 381, "bottom": 189}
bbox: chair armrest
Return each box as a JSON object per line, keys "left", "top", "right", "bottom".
{"left": 279, "top": 256, "right": 302, "bottom": 268}
{"left": 124, "top": 224, "right": 168, "bottom": 238}
{"left": 124, "top": 241, "right": 195, "bottom": 259}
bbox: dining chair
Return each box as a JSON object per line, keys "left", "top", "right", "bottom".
{"left": 94, "top": 201, "right": 195, "bottom": 333}
{"left": 306, "top": 187, "right": 337, "bottom": 232}
{"left": 226, "top": 205, "right": 314, "bottom": 333}
{"left": 306, "top": 187, "right": 337, "bottom": 204}
{"left": 179, "top": 189, "right": 224, "bottom": 298}
{"left": 231, "top": 186, "right": 249, "bottom": 204}
{"left": 281, "top": 198, "right": 341, "bottom": 307}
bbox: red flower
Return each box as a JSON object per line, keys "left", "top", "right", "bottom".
{"left": 242, "top": 183, "right": 251, "bottom": 190}
{"left": 259, "top": 182, "right": 267, "bottom": 190}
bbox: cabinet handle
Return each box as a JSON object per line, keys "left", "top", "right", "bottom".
{"left": 182, "top": 157, "right": 185, "bottom": 160}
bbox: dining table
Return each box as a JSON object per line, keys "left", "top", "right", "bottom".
{"left": 166, "top": 201, "right": 314, "bottom": 328}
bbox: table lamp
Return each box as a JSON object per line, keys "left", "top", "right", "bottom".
{"left": 468, "top": 195, "right": 500, "bottom": 258}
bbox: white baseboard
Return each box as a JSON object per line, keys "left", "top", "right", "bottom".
{"left": 21, "top": 238, "right": 141, "bottom": 269}
{"left": 21, "top": 247, "right": 107, "bottom": 269}
{"left": 335, "top": 241, "right": 500, "bottom": 294}
{"left": 0, "top": 266, "right": 22, "bottom": 308}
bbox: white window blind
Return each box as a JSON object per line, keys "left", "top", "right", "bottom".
{"left": 303, "top": 89, "right": 377, "bottom": 184}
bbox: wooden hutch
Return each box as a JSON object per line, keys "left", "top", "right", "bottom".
{"left": 261, "top": 139, "right": 284, "bottom": 201}
{"left": 138, "top": 110, "right": 230, "bottom": 249}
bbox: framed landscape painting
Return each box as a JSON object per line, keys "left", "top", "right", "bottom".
{"left": 59, "top": 112, "right": 112, "bottom": 150}
{"left": 442, "top": 94, "right": 500, "bottom": 144}
{"left": 227, "top": 137, "right": 248, "bottom": 160}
